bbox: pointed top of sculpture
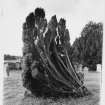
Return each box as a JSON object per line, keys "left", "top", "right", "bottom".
{"left": 34, "top": 7, "right": 45, "bottom": 19}
{"left": 59, "top": 18, "right": 66, "bottom": 26}
{"left": 58, "top": 18, "right": 66, "bottom": 33}
{"left": 51, "top": 15, "right": 58, "bottom": 27}
{"left": 26, "top": 12, "right": 35, "bottom": 28}
{"left": 48, "top": 15, "right": 58, "bottom": 31}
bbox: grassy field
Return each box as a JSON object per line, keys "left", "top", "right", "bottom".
{"left": 3, "top": 71, "right": 101, "bottom": 105}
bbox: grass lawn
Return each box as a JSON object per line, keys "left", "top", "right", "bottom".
{"left": 3, "top": 71, "right": 101, "bottom": 105}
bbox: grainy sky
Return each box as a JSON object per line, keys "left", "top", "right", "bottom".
{"left": 0, "top": 0, "right": 104, "bottom": 56}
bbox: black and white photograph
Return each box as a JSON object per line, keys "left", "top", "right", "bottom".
{"left": 0, "top": 0, "right": 104, "bottom": 105}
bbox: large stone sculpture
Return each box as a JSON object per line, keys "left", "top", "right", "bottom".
{"left": 22, "top": 8, "right": 90, "bottom": 97}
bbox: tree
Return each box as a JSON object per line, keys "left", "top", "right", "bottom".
{"left": 72, "top": 21, "right": 103, "bottom": 70}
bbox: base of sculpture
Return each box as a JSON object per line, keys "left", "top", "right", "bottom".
{"left": 22, "top": 69, "right": 91, "bottom": 98}
{"left": 24, "top": 86, "right": 91, "bottom": 98}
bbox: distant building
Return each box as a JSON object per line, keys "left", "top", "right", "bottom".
{"left": 4, "top": 57, "right": 22, "bottom": 70}
{"left": 96, "top": 64, "right": 102, "bottom": 72}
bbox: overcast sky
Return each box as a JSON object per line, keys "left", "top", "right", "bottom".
{"left": 0, "top": 0, "right": 104, "bottom": 56}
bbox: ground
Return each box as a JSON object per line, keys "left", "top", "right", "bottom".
{"left": 3, "top": 70, "right": 101, "bottom": 105}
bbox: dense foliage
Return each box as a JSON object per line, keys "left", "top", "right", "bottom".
{"left": 71, "top": 21, "right": 103, "bottom": 70}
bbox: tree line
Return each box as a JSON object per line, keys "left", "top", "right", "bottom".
{"left": 70, "top": 21, "right": 103, "bottom": 71}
